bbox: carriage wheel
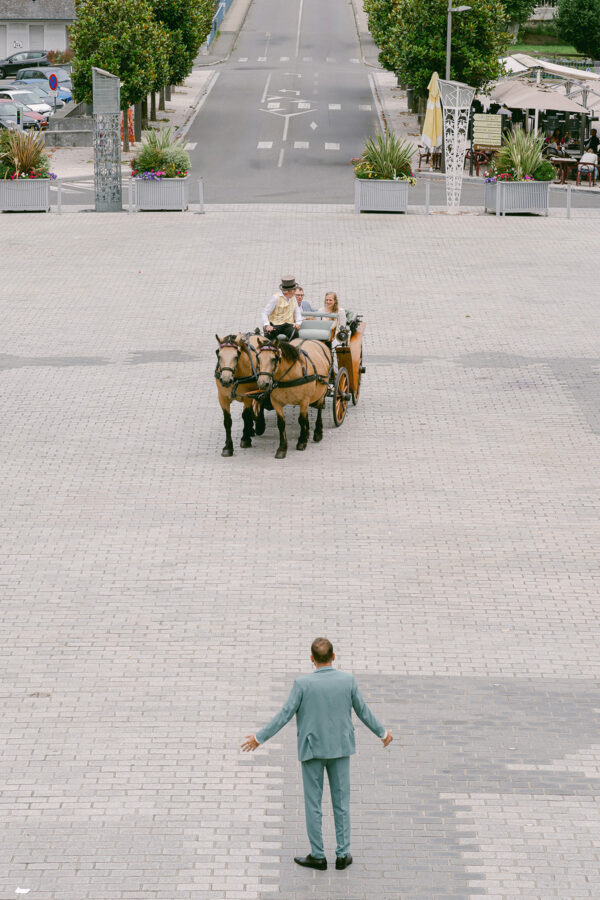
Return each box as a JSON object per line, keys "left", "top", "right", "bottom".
{"left": 333, "top": 367, "right": 350, "bottom": 427}
{"left": 352, "top": 350, "right": 363, "bottom": 405}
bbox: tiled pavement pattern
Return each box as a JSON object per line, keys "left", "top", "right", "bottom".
{"left": 1, "top": 206, "right": 599, "bottom": 899}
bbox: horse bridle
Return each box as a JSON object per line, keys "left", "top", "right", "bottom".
{"left": 214, "top": 340, "right": 242, "bottom": 386}
{"left": 255, "top": 341, "right": 282, "bottom": 389}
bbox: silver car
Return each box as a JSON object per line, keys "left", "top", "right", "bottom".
{"left": 0, "top": 88, "right": 53, "bottom": 117}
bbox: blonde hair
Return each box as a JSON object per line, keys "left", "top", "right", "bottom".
{"left": 324, "top": 292, "right": 339, "bottom": 312}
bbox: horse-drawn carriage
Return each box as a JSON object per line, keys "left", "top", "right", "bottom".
{"left": 215, "top": 311, "right": 366, "bottom": 458}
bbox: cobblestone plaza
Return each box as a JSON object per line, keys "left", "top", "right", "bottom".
{"left": 1, "top": 206, "right": 600, "bottom": 898}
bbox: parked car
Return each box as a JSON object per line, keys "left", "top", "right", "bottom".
{"left": 0, "top": 99, "right": 47, "bottom": 130}
{"left": 0, "top": 50, "right": 49, "bottom": 79}
{"left": 11, "top": 81, "right": 66, "bottom": 108}
{"left": 0, "top": 88, "right": 52, "bottom": 117}
{"left": 16, "top": 67, "right": 72, "bottom": 94}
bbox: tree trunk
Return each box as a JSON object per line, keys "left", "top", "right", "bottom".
{"left": 166, "top": 85, "right": 172, "bottom": 101}
{"left": 122, "top": 109, "right": 129, "bottom": 152}
{"left": 159, "top": 87, "right": 165, "bottom": 111}
{"left": 141, "top": 96, "right": 148, "bottom": 130}
{"left": 150, "top": 91, "right": 157, "bottom": 121}
{"left": 134, "top": 102, "right": 142, "bottom": 143}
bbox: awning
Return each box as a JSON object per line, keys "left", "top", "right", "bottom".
{"left": 509, "top": 53, "right": 600, "bottom": 82}
{"left": 501, "top": 55, "right": 529, "bottom": 74}
{"left": 481, "top": 80, "right": 589, "bottom": 113}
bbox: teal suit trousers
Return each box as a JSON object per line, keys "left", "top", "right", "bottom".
{"left": 301, "top": 756, "right": 350, "bottom": 858}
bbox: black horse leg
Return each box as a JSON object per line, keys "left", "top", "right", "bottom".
{"left": 241, "top": 407, "right": 254, "bottom": 448}
{"left": 313, "top": 404, "right": 324, "bottom": 442}
{"left": 296, "top": 412, "right": 309, "bottom": 451}
{"left": 275, "top": 412, "right": 287, "bottom": 459}
{"left": 255, "top": 403, "right": 266, "bottom": 436}
{"left": 222, "top": 410, "right": 234, "bottom": 457}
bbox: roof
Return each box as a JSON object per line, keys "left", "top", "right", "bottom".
{"left": 481, "top": 80, "right": 589, "bottom": 113}
{"left": 510, "top": 53, "right": 600, "bottom": 82}
{"left": 0, "top": 0, "right": 75, "bottom": 20}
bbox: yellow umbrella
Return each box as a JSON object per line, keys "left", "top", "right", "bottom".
{"left": 421, "top": 71, "right": 443, "bottom": 166}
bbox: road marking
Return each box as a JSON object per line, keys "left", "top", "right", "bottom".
{"left": 261, "top": 73, "right": 272, "bottom": 104}
{"left": 359, "top": 104, "right": 372, "bottom": 111}
{"left": 310, "top": 121, "right": 318, "bottom": 130}
{"left": 278, "top": 148, "right": 285, "bottom": 167}
{"left": 268, "top": 102, "right": 280, "bottom": 109}
{"left": 263, "top": 32, "right": 271, "bottom": 57}
{"left": 350, "top": 58, "right": 360, "bottom": 64}
{"left": 298, "top": 101, "right": 310, "bottom": 109}
{"left": 303, "top": 56, "right": 312, "bottom": 62}
{"left": 238, "top": 58, "right": 248, "bottom": 62}
{"left": 258, "top": 56, "right": 267, "bottom": 62}
{"left": 326, "top": 57, "right": 336, "bottom": 63}
{"left": 280, "top": 56, "right": 290, "bottom": 62}
{"left": 282, "top": 117, "right": 290, "bottom": 141}
{"left": 257, "top": 142, "right": 273, "bottom": 149}
{"left": 295, "top": 0, "right": 304, "bottom": 58}
{"left": 325, "top": 143, "right": 340, "bottom": 150}
{"left": 294, "top": 141, "right": 309, "bottom": 149}
{"left": 178, "top": 71, "right": 220, "bottom": 142}
{"left": 329, "top": 104, "right": 341, "bottom": 110}
{"left": 185, "top": 142, "right": 197, "bottom": 150}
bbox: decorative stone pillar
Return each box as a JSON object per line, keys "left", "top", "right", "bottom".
{"left": 438, "top": 79, "right": 475, "bottom": 213}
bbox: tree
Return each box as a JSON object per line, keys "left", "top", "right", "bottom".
{"left": 70, "top": 0, "right": 170, "bottom": 109}
{"left": 152, "top": 0, "right": 216, "bottom": 85}
{"left": 366, "top": 0, "right": 510, "bottom": 95}
{"left": 502, "top": 0, "right": 537, "bottom": 26}
{"left": 555, "top": 0, "right": 600, "bottom": 58}
{"left": 363, "top": 0, "right": 397, "bottom": 72}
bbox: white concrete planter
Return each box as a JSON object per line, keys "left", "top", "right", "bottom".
{"left": 354, "top": 178, "right": 409, "bottom": 213}
{"left": 134, "top": 175, "right": 189, "bottom": 211}
{"left": 0, "top": 178, "right": 51, "bottom": 212}
{"left": 484, "top": 180, "right": 550, "bottom": 216}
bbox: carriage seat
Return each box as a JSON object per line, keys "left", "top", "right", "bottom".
{"left": 298, "top": 319, "right": 336, "bottom": 342}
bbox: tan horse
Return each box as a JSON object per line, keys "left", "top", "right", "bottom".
{"left": 215, "top": 333, "right": 265, "bottom": 457}
{"left": 255, "top": 338, "right": 332, "bottom": 458}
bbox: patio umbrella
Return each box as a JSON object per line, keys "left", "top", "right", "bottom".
{"left": 481, "top": 80, "right": 589, "bottom": 113}
{"left": 421, "top": 71, "right": 443, "bottom": 163}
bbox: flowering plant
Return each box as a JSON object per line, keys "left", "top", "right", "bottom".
{"left": 0, "top": 129, "right": 53, "bottom": 180}
{"left": 131, "top": 127, "right": 191, "bottom": 178}
{"left": 131, "top": 168, "right": 189, "bottom": 180}
{"left": 8, "top": 170, "right": 57, "bottom": 180}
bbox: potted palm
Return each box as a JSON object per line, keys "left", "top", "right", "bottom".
{"left": 353, "top": 133, "right": 416, "bottom": 213}
{"left": 0, "top": 129, "right": 56, "bottom": 212}
{"left": 484, "top": 128, "right": 555, "bottom": 216}
{"left": 131, "top": 127, "right": 191, "bottom": 211}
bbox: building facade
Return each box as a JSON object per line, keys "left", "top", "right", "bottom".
{"left": 0, "top": 1, "right": 75, "bottom": 58}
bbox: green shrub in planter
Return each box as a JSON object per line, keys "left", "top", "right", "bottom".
{"left": 163, "top": 145, "right": 191, "bottom": 172}
{"left": 532, "top": 159, "right": 556, "bottom": 181}
{"left": 131, "top": 126, "right": 191, "bottom": 178}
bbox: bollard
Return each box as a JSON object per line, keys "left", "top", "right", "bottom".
{"left": 567, "top": 184, "right": 572, "bottom": 219}
{"left": 57, "top": 180, "right": 62, "bottom": 215}
{"left": 128, "top": 178, "right": 133, "bottom": 214}
{"left": 198, "top": 179, "right": 205, "bottom": 214}
{"left": 425, "top": 180, "right": 430, "bottom": 216}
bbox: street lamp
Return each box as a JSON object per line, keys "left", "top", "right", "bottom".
{"left": 445, "top": 1, "right": 471, "bottom": 81}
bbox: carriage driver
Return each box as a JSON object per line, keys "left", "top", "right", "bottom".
{"left": 262, "top": 276, "right": 303, "bottom": 340}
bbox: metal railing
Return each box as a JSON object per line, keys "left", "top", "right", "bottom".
{"left": 204, "top": 0, "right": 235, "bottom": 50}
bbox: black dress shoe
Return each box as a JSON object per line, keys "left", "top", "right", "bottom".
{"left": 294, "top": 854, "right": 327, "bottom": 870}
{"left": 335, "top": 854, "right": 353, "bottom": 870}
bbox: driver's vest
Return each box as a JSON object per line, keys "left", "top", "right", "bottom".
{"left": 269, "top": 292, "right": 296, "bottom": 326}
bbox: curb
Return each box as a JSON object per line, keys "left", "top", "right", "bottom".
{"left": 194, "top": 0, "right": 255, "bottom": 67}
{"left": 176, "top": 71, "right": 220, "bottom": 142}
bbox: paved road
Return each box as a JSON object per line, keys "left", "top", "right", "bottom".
{"left": 185, "top": 0, "right": 378, "bottom": 203}
{"left": 2, "top": 207, "right": 600, "bottom": 899}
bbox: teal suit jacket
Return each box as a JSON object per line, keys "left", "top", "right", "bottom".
{"left": 256, "top": 667, "right": 385, "bottom": 762}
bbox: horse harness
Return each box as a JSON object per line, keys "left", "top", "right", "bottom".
{"left": 256, "top": 340, "right": 332, "bottom": 393}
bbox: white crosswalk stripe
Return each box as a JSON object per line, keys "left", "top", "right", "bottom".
{"left": 280, "top": 56, "right": 290, "bottom": 61}
{"left": 238, "top": 58, "right": 248, "bottom": 62}
{"left": 326, "top": 57, "right": 336, "bottom": 63}
{"left": 298, "top": 102, "right": 310, "bottom": 109}
{"left": 257, "top": 142, "right": 273, "bottom": 149}
{"left": 350, "top": 58, "right": 360, "bottom": 64}
{"left": 303, "top": 56, "right": 313, "bottom": 62}
{"left": 258, "top": 57, "right": 267, "bottom": 62}
{"left": 185, "top": 142, "right": 197, "bottom": 151}
{"left": 359, "top": 104, "right": 372, "bottom": 111}
{"left": 294, "top": 142, "right": 310, "bottom": 149}
{"left": 268, "top": 102, "right": 280, "bottom": 109}
{"left": 325, "top": 143, "right": 340, "bottom": 150}
{"left": 329, "top": 104, "right": 341, "bottom": 110}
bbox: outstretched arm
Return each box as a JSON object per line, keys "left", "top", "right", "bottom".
{"left": 241, "top": 681, "right": 302, "bottom": 752}
{"left": 351, "top": 679, "right": 392, "bottom": 746}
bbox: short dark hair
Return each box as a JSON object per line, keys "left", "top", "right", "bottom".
{"left": 311, "top": 637, "right": 333, "bottom": 664}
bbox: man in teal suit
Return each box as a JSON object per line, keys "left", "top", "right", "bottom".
{"left": 241, "top": 637, "right": 393, "bottom": 871}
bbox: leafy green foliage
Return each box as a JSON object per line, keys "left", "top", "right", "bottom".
{"left": 496, "top": 127, "right": 545, "bottom": 179}
{"left": 0, "top": 129, "right": 49, "bottom": 178}
{"left": 70, "top": 0, "right": 171, "bottom": 107}
{"left": 353, "top": 133, "right": 415, "bottom": 180}
{"left": 555, "top": 0, "right": 600, "bottom": 59}
{"left": 131, "top": 126, "right": 190, "bottom": 173}
{"left": 152, "top": 0, "right": 216, "bottom": 84}
{"left": 502, "top": 0, "right": 537, "bottom": 25}
{"left": 533, "top": 159, "right": 557, "bottom": 181}
{"left": 364, "top": 0, "right": 510, "bottom": 95}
